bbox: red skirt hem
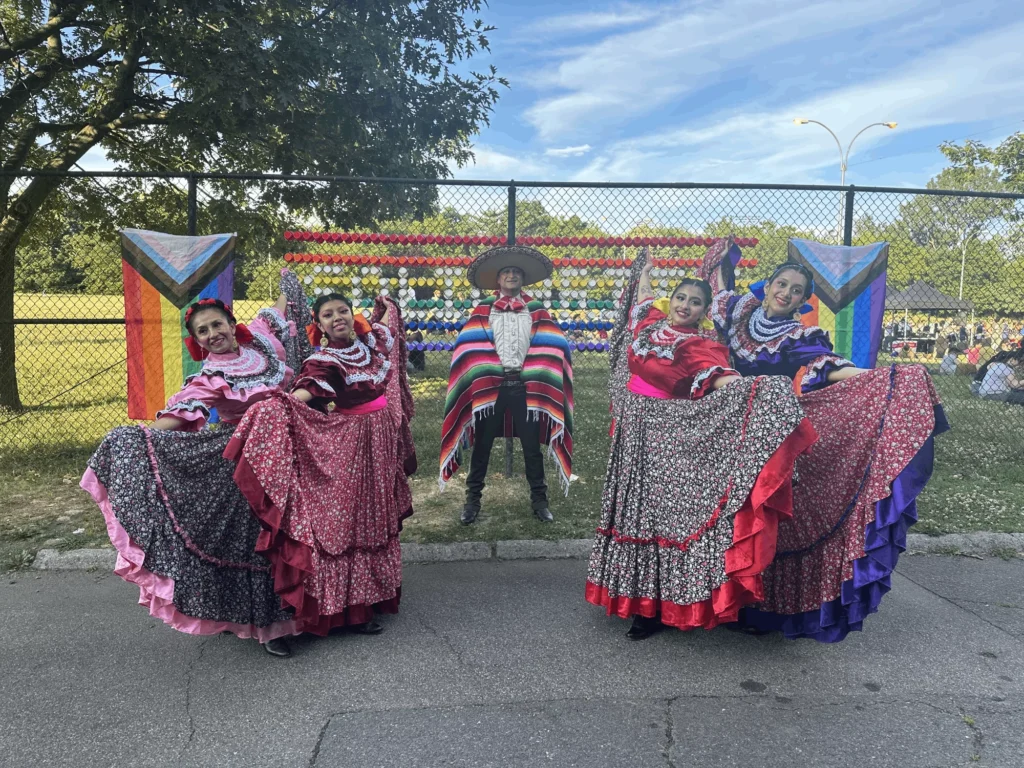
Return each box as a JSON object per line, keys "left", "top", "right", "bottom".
{"left": 228, "top": 440, "right": 402, "bottom": 629}
{"left": 586, "top": 418, "right": 817, "bottom": 630}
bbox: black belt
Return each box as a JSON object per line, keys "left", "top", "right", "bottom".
{"left": 501, "top": 371, "right": 523, "bottom": 386}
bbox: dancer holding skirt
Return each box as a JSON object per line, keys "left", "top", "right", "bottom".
{"left": 701, "top": 238, "right": 948, "bottom": 642}
{"left": 81, "top": 270, "right": 310, "bottom": 656}
{"left": 586, "top": 250, "right": 817, "bottom": 640}
{"left": 226, "top": 293, "right": 416, "bottom": 637}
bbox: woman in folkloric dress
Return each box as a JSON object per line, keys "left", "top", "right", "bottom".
{"left": 700, "top": 239, "right": 948, "bottom": 642}
{"left": 226, "top": 293, "right": 416, "bottom": 637}
{"left": 82, "top": 270, "right": 312, "bottom": 657}
{"left": 586, "top": 250, "right": 816, "bottom": 640}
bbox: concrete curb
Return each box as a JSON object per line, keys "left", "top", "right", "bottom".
{"left": 905, "top": 532, "right": 1024, "bottom": 557}
{"left": 28, "top": 533, "right": 1023, "bottom": 571}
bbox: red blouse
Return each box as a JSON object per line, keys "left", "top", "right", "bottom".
{"left": 293, "top": 322, "right": 394, "bottom": 410}
{"left": 627, "top": 299, "right": 738, "bottom": 399}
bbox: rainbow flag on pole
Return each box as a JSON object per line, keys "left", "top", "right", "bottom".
{"left": 787, "top": 238, "right": 889, "bottom": 370}
{"left": 120, "top": 229, "right": 236, "bottom": 420}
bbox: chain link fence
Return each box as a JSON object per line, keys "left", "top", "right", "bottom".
{"left": 3, "top": 173, "right": 1023, "bottom": 501}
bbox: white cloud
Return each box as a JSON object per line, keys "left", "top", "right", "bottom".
{"left": 521, "top": 5, "right": 661, "bottom": 37}
{"left": 524, "top": 0, "right": 934, "bottom": 141}
{"left": 449, "top": 145, "right": 552, "bottom": 180}
{"left": 544, "top": 144, "right": 593, "bottom": 158}
{"left": 567, "top": 19, "right": 1024, "bottom": 184}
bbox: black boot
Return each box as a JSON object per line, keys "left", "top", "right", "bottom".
{"left": 460, "top": 504, "right": 480, "bottom": 525}
{"left": 262, "top": 638, "right": 292, "bottom": 657}
{"left": 350, "top": 620, "right": 384, "bottom": 635}
{"left": 626, "top": 615, "right": 664, "bottom": 641}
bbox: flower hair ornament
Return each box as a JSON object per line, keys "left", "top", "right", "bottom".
{"left": 182, "top": 298, "right": 253, "bottom": 361}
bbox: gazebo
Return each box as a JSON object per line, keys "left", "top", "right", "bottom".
{"left": 884, "top": 281, "right": 976, "bottom": 349}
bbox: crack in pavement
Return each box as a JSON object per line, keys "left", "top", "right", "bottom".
{"left": 307, "top": 717, "right": 332, "bottom": 768}
{"left": 178, "top": 637, "right": 211, "bottom": 767}
{"left": 895, "top": 570, "right": 1024, "bottom": 645}
{"left": 958, "top": 705, "right": 985, "bottom": 763}
{"left": 662, "top": 696, "right": 679, "bottom": 768}
{"left": 413, "top": 611, "right": 473, "bottom": 671}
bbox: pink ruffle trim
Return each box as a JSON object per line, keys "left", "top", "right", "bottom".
{"left": 81, "top": 468, "right": 300, "bottom": 643}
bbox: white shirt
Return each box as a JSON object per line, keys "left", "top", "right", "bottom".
{"left": 491, "top": 306, "right": 533, "bottom": 371}
{"left": 980, "top": 362, "right": 1015, "bottom": 396}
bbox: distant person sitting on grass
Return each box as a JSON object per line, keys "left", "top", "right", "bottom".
{"left": 974, "top": 350, "right": 1024, "bottom": 405}
{"left": 938, "top": 348, "right": 960, "bottom": 375}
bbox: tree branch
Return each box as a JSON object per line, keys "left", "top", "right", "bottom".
{"left": 0, "top": 3, "right": 88, "bottom": 65}
{"left": 302, "top": 0, "right": 345, "bottom": 29}
{"left": 0, "top": 42, "right": 112, "bottom": 126}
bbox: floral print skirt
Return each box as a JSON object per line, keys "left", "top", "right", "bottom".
{"left": 81, "top": 425, "right": 298, "bottom": 642}
{"left": 742, "top": 365, "right": 947, "bottom": 642}
{"left": 227, "top": 394, "right": 414, "bottom": 635}
{"left": 586, "top": 375, "right": 815, "bottom": 631}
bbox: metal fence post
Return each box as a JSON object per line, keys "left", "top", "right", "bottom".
{"left": 186, "top": 174, "right": 198, "bottom": 236}
{"left": 843, "top": 186, "right": 855, "bottom": 246}
{"left": 505, "top": 180, "right": 516, "bottom": 477}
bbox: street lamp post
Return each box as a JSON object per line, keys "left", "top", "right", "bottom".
{"left": 792, "top": 119, "right": 898, "bottom": 185}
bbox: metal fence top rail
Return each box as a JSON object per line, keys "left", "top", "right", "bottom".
{"left": 3, "top": 169, "right": 1024, "bottom": 200}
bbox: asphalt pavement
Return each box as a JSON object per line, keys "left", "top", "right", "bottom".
{"left": 1, "top": 555, "right": 1022, "bottom": 767}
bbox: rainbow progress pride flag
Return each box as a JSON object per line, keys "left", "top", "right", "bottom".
{"left": 120, "top": 228, "right": 236, "bottom": 420}
{"left": 787, "top": 238, "right": 889, "bottom": 370}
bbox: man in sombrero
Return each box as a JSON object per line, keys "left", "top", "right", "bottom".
{"left": 440, "top": 244, "right": 574, "bottom": 524}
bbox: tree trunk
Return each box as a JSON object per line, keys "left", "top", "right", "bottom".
{"left": 0, "top": 173, "right": 78, "bottom": 410}
{"left": 0, "top": 220, "right": 24, "bottom": 410}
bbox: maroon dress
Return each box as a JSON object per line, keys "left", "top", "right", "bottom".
{"left": 226, "top": 298, "right": 416, "bottom": 634}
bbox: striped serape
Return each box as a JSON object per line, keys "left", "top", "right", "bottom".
{"left": 439, "top": 293, "right": 574, "bottom": 494}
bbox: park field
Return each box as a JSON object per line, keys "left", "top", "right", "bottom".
{"left": 2, "top": 293, "right": 1024, "bottom": 569}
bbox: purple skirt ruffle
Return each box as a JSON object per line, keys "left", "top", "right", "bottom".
{"left": 740, "top": 404, "right": 948, "bottom": 642}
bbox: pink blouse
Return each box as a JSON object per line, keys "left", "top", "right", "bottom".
{"left": 157, "top": 308, "right": 295, "bottom": 430}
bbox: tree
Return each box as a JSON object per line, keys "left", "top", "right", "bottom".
{"left": 0, "top": 1, "right": 506, "bottom": 409}
{"left": 941, "top": 133, "right": 1024, "bottom": 193}
{"left": 897, "top": 163, "right": 1014, "bottom": 304}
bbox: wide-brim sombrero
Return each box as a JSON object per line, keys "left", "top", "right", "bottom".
{"left": 467, "top": 245, "right": 553, "bottom": 289}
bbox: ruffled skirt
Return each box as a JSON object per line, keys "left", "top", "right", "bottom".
{"left": 226, "top": 393, "right": 415, "bottom": 635}
{"left": 586, "top": 375, "right": 816, "bottom": 630}
{"left": 741, "top": 365, "right": 948, "bottom": 642}
{"left": 81, "top": 425, "right": 298, "bottom": 642}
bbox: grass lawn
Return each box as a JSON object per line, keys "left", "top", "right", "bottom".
{"left": 3, "top": 301, "right": 1024, "bottom": 570}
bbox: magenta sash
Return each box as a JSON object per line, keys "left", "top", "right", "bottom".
{"left": 334, "top": 394, "right": 388, "bottom": 415}
{"left": 627, "top": 374, "right": 671, "bottom": 399}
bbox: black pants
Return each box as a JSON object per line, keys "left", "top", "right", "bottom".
{"left": 464, "top": 382, "right": 548, "bottom": 512}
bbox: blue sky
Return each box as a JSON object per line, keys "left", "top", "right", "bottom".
{"left": 448, "top": 0, "right": 1024, "bottom": 187}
